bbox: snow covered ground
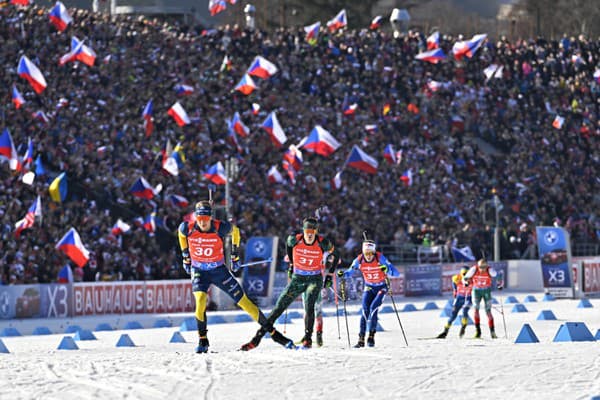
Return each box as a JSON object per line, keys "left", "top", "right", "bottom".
{"left": 1, "top": 292, "right": 599, "bottom": 400}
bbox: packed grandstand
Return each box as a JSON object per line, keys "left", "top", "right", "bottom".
{"left": 1, "top": 2, "right": 598, "bottom": 285}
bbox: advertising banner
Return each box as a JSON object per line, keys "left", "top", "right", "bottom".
{"left": 582, "top": 260, "right": 600, "bottom": 297}
{"left": 404, "top": 264, "right": 442, "bottom": 296}
{"left": 0, "top": 284, "right": 70, "bottom": 320}
{"left": 242, "top": 237, "right": 278, "bottom": 305}
{"left": 536, "top": 226, "right": 574, "bottom": 298}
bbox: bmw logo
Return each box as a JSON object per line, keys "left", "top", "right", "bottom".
{"left": 0, "top": 291, "right": 10, "bottom": 318}
{"left": 544, "top": 230, "right": 559, "bottom": 246}
{"left": 253, "top": 240, "right": 266, "bottom": 255}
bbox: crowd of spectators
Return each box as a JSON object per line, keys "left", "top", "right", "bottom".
{"left": 0, "top": 3, "right": 598, "bottom": 285}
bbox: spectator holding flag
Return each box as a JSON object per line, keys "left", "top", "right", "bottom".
{"left": 178, "top": 200, "right": 294, "bottom": 353}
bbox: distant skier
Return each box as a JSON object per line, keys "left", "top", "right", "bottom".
{"left": 436, "top": 266, "right": 472, "bottom": 338}
{"left": 338, "top": 233, "right": 399, "bottom": 347}
{"left": 463, "top": 258, "right": 503, "bottom": 339}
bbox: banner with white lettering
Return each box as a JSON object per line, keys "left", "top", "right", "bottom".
{"left": 582, "top": 259, "right": 600, "bottom": 297}
{"left": 536, "top": 226, "right": 574, "bottom": 298}
{"left": 242, "top": 237, "right": 278, "bottom": 306}
{"left": 0, "top": 284, "right": 70, "bottom": 320}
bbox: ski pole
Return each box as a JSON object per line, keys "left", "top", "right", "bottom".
{"left": 333, "top": 273, "right": 341, "bottom": 340}
{"left": 498, "top": 293, "right": 507, "bottom": 339}
{"left": 386, "top": 277, "right": 409, "bottom": 347}
{"left": 240, "top": 258, "right": 273, "bottom": 268}
{"left": 339, "top": 276, "right": 351, "bottom": 348}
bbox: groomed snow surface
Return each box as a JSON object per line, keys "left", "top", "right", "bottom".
{"left": 1, "top": 292, "right": 599, "bottom": 400}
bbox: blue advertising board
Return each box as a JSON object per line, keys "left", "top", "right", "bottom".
{"left": 242, "top": 237, "right": 278, "bottom": 305}
{"left": 404, "top": 265, "right": 442, "bottom": 296}
{"left": 536, "top": 226, "right": 574, "bottom": 298}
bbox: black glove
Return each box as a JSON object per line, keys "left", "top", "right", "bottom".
{"left": 182, "top": 249, "right": 191, "bottom": 275}
{"left": 287, "top": 265, "right": 293, "bottom": 279}
{"left": 463, "top": 279, "right": 470, "bottom": 287}
{"left": 336, "top": 270, "right": 344, "bottom": 278}
{"left": 323, "top": 275, "right": 333, "bottom": 288}
{"left": 379, "top": 264, "right": 388, "bottom": 273}
{"left": 497, "top": 283, "right": 504, "bottom": 291}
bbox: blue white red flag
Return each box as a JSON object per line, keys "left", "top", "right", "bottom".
{"left": 383, "top": 144, "right": 397, "bottom": 165}
{"left": 49, "top": 1, "right": 72, "bottom": 31}
{"left": 345, "top": 145, "right": 378, "bottom": 174}
{"left": 209, "top": 0, "right": 227, "bottom": 16}
{"left": 261, "top": 112, "right": 287, "bottom": 148}
{"left": 452, "top": 33, "right": 487, "bottom": 60}
{"left": 267, "top": 165, "right": 283, "bottom": 184}
{"left": 234, "top": 74, "right": 256, "bottom": 95}
{"left": 130, "top": 177, "right": 158, "bottom": 199}
{"left": 370, "top": 16, "right": 382, "bottom": 30}
{"left": 299, "top": 125, "right": 340, "bottom": 157}
{"left": 142, "top": 99, "right": 154, "bottom": 137}
{"left": 247, "top": 56, "right": 278, "bottom": 79}
{"left": 304, "top": 21, "right": 321, "bottom": 45}
{"left": 426, "top": 31, "right": 440, "bottom": 50}
{"left": 282, "top": 144, "right": 303, "bottom": 171}
{"left": 166, "top": 194, "right": 189, "bottom": 208}
{"left": 12, "top": 85, "right": 25, "bottom": 109}
{"left": 56, "top": 227, "right": 90, "bottom": 267}
{"left": 204, "top": 161, "right": 227, "bottom": 185}
{"left": 415, "top": 48, "right": 446, "bottom": 64}
{"left": 327, "top": 9, "right": 347, "bottom": 32}
{"left": 0, "top": 128, "right": 21, "bottom": 171}
{"left": 111, "top": 219, "right": 131, "bottom": 236}
{"left": 231, "top": 112, "right": 249, "bottom": 137}
{"left": 18, "top": 56, "right": 47, "bottom": 94}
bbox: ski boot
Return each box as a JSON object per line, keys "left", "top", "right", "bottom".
{"left": 271, "top": 329, "right": 296, "bottom": 349}
{"left": 367, "top": 330, "right": 376, "bottom": 347}
{"left": 459, "top": 318, "right": 468, "bottom": 338}
{"left": 354, "top": 334, "right": 365, "bottom": 348}
{"left": 196, "top": 336, "right": 209, "bottom": 353}
{"left": 316, "top": 331, "right": 323, "bottom": 347}
{"left": 490, "top": 327, "right": 498, "bottom": 339}
{"left": 436, "top": 324, "right": 450, "bottom": 339}
{"left": 473, "top": 324, "right": 482, "bottom": 339}
{"left": 300, "top": 330, "right": 312, "bottom": 348}
{"left": 240, "top": 327, "right": 267, "bottom": 351}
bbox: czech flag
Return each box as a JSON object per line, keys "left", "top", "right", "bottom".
{"left": 22, "top": 137, "right": 34, "bottom": 168}
{"left": 261, "top": 112, "right": 287, "bottom": 148}
{"left": 204, "top": 161, "right": 227, "bottom": 185}
{"left": 167, "top": 102, "right": 190, "bottom": 126}
{"left": 231, "top": 112, "right": 249, "bottom": 137}
{"left": 370, "top": 16, "right": 382, "bottom": 30}
{"left": 267, "top": 165, "right": 283, "bottom": 184}
{"left": 111, "top": 219, "right": 131, "bottom": 236}
{"left": 304, "top": 21, "right": 320, "bottom": 45}
{"left": 383, "top": 144, "right": 397, "bottom": 165}
{"left": 143, "top": 213, "right": 156, "bottom": 236}
{"left": 282, "top": 145, "right": 303, "bottom": 171}
{"left": 234, "top": 74, "right": 256, "bottom": 95}
{"left": 142, "top": 99, "right": 154, "bottom": 137}
{"left": 415, "top": 48, "right": 446, "bottom": 64}
{"left": 55, "top": 227, "right": 90, "bottom": 267}
{"left": 345, "top": 145, "right": 378, "bottom": 174}
{"left": 452, "top": 33, "right": 487, "bottom": 60}
{"left": 12, "top": 85, "right": 25, "bottom": 109}
{"left": 252, "top": 103, "right": 261, "bottom": 115}
{"left": 282, "top": 160, "right": 297, "bottom": 185}
{"left": 300, "top": 125, "right": 341, "bottom": 157}
{"left": 18, "top": 56, "right": 47, "bottom": 94}
{"left": 365, "top": 124, "right": 378, "bottom": 133}
{"left": 59, "top": 36, "right": 96, "bottom": 66}
{"left": 166, "top": 194, "right": 189, "bottom": 208}
{"left": 49, "top": 172, "right": 68, "bottom": 202}
{"left": 426, "top": 31, "right": 440, "bottom": 50}
{"left": 49, "top": 1, "right": 72, "bottom": 32}
{"left": 327, "top": 9, "right": 347, "bottom": 32}
{"left": 130, "top": 177, "right": 158, "bottom": 199}
{"left": 0, "top": 128, "right": 21, "bottom": 171}
{"left": 400, "top": 169, "right": 413, "bottom": 186}
{"left": 57, "top": 265, "right": 73, "bottom": 283}
{"left": 209, "top": 0, "right": 227, "bottom": 16}
{"left": 175, "top": 83, "right": 195, "bottom": 96}
{"left": 552, "top": 115, "right": 565, "bottom": 130}
{"left": 247, "top": 56, "right": 278, "bottom": 79}
{"left": 342, "top": 95, "right": 358, "bottom": 115}
{"left": 14, "top": 196, "right": 42, "bottom": 238}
